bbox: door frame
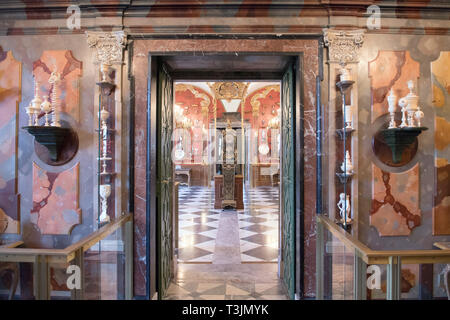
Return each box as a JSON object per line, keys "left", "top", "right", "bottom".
{"left": 149, "top": 55, "right": 303, "bottom": 300}
{"left": 130, "top": 35, "right": 322, "bottom": 300}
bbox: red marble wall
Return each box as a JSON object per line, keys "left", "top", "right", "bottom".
{"left": 32, "top": 50, "right": 82, "bottom": 122}
{"left": 0, "top": 47, "right": 21, "bottom": 234}
{"left": 31, "top": 162, "right": 81, "bottom": 235}
{"left": 174, "top": 83, "right": 281, "bottom": 165}
{"left": 133, "top": 38, "right": 318, "bottom": 298}
{"left": 174, "top": 84, "right": 218, "bottom": 165}
{"left": 1, "top": 1, "right": 448, "bottom": 36}
{"left": 370, "top": 164, "right": 421, "bottom": 236}
{"left": 368, "top": 50, "right": 422, "bottom": 237}
{"left": 431, "top": 51, "right": 450, "bottom": 235}
{"left": 369, "top": 51, "right": 420, "bottom": 123}
{"left": 242, "top": 85, "right": 280, "bottom": 163}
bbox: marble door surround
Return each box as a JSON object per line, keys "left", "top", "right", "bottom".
{"left": 131, "top": 37, "right": 320, "bottom": 299}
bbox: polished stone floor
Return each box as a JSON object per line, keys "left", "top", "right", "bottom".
{"left": 167, "top": 184, "right": 287, "bottom": 300}
{"left": 178, "top": 185, "right": 279, "bottom": 263}
{"left": 165, "top": 263, "right": 288, "bottom": 300}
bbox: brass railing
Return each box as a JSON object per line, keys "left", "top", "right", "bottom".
{"left": 316, "top": 215, "right": 450, "bottom": 300}
{"left": 0, "top": 213, "right": 133, "bottom": 300}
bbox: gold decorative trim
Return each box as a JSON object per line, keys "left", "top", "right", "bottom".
{"left": 209, "top": 82, "right": 249, "bottom": 102}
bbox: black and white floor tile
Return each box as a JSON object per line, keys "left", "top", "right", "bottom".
{"left": 177, "top": 184, "right": 279, "bottom": 263}
{"left": 171, "top": 184, "right": 286, "bottom": 300}
{"left": 165, "top": 264, "right": 288, "bottom": 300}
{"left": 178, "top": 186, "right": 219, "bottom": 263}
{"left": 239, "top": 186, "right": 279, "bottom": 262}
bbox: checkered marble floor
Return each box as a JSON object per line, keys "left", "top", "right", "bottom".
{"left": 178, "top": 186, "right": 220, "bottom": 263}
{"left": 165, "top": 263, "right": 288, "bottom": 300}
{"left": 166, "top": 279, "right": 288, "bottom": 300}
{"left": 177, "top": 184, "right": 279, "bottom": 263}
{"left": 240, "top": 186, "right": 279, "bottom": 262}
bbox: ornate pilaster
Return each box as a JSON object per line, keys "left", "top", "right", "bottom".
{"left": 323, "top": 28, "right": 365, "bottom": 66}
{"left": 323, "top": 28, "right": 365, "bottom": 236}
{"left": 86, "top": 31, "right": 127, "bottom": 65}
{"left": 86, "top": 31, "right": 127, "bottom": 227}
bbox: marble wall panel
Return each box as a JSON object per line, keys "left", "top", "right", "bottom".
{"left": 31, "top": 162, "right": 81, "bottom": 235}
{"left": 431, "top": 51, "right": 450, "bottom": 235}
{"left": 370, "top": 164, "right": 421, "bottom": 236}
{"left": 369, "top": 51, "right": 420, "bottom": 123}
{"left": 0, "top": 46, "right": 21, "bottom": 234}
{"left": 32, "top": 50, "right": 82, "bottom": 122}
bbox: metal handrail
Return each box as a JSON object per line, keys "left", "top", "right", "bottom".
{"left": 318, "top": 215, "right": 450, "bottom": 264}
{"left": 0, "top": 213, "right": 133, "bottom": 300}
{"left": 0, "top": 241, "right": 24, "bottom": 249}
{"left": 0, "top": 214, "right": 131, "bottom": 262}
{"left": 316, "top": 214, "right": 450, "bottom": 300}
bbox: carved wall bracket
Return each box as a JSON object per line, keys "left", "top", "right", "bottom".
{"left": 323, "top": 28, "right": 365, "bottom": 66}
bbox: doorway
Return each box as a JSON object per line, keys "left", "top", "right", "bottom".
{"left": 169, "top": 79, "right": 283, "bottom": 300}
{"left": 150, "top": 54, "right": 299, "bottom": 300}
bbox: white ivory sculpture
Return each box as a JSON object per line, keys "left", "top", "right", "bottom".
{"left": 339, "top": 67, "right": 352, "bottom": 82}
{"left": 397, "top": 80, "right": 421, "bottom": 128}
{"left": 100, "top": 108, "right": 111, "bottom": 174}
{"left": 387, "top": 88, "right": 397, "bottom": 129}
{"left": 340, "top": 150, "right": 354, "bottom": 174}
{"left": 399, "top": 96, "right": 408, "bottom": 128}
{"left": 25, "top": 103, "right": 34, "bottom": 126}
{"left": 344, "top": 104, "right": 353, "bottom": 129}
{"left": 337, "top": 193, "right": 352, "bottom": 223}
{"left": 48, "top": 70, "right": 61, "bottom": 127}
{"left": 40, "top": 96, "right": 51, "bottom": 126}
{"left": 31, "top": 80, "right": 42, "bottom": 126}
{"left": 405, "top": 80, "right": 419, "bottom": 127}
{"left": 100, "top": 63, "right": 110, "bottom": 82}
{"left": 99, "top": 184, "right": 111, "bottom": 223}
{"left": 414, "top": 106, "right": 424, "bottom": 127}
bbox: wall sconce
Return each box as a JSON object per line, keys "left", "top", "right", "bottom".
{"left": 22, "top": 76, "right": 78, "bottom": 164}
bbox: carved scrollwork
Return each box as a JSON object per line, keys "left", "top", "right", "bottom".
{"left": 323, "top": 28, "right": 365, "bottom": 66}
{"left": 249, "top": 85, "right": 279, "bottom": 117}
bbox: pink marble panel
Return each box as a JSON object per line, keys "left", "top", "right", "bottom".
{"left": 32, "top": 50, "right": 82, "bottom": 122}
{"left": 369, "top": 51, "right": 420, "bottom": 122}
{"left": 31, "top": 162, "right": 81, "bottom": 235}
{"left": 370, "top": 164, "right": 421, "bottom": 236}
{"left": 431, "top": 51, "right": 450, "bottom": 235}
{"left": 0, "top": 46, "right": 21, "bottom": 234}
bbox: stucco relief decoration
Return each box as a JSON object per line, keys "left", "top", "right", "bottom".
{"left": 248, "top": 85, "right": 280, "bottom": 120}
{"left": 0, "top": 47, "right": 21, "bottom": 234}
{"left": 323, "top": 29, "right": 365, "bottom": 66}
{"left": 175, "top": 84, "right": 211, "bottom": 117}
{"left": 370, "top": 164, "right": 421, "bottom": 236}
{"left": 86, "top": 31, "right": 127, "bottom": 66}
{"left": 431, "top": 51, "right": 450, "bottom": 235}
{"left": 31, "top": 162, "right": 81, "bottom": 235}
